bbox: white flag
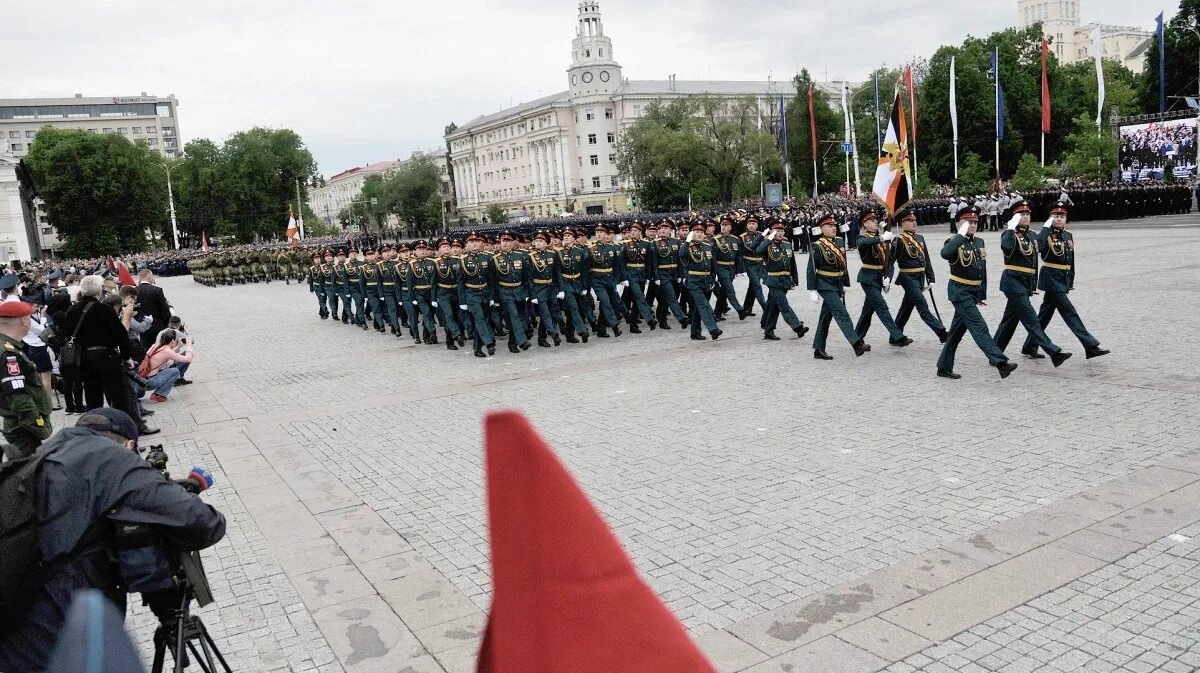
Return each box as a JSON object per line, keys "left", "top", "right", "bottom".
{"left": 949, "top": 56, "right": 958, "bottom": 143}
{"left": 840, "top": 82, "right": 850, "bottom": 144}
{"left": 1092, "top": 24, "right": 1105, "bottom": 128}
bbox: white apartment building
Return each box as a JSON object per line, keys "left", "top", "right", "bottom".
{"left": 1017, "top": 0, "right": 1153, "bottom": 73}
{"left": 0, "top": 93, "right": 182, "bottom": 159}
{"left": 312, "top": 149, "right": 456, "bottom": 229}
{"left": 446, "top": 2, "right": 850, "bottom": 221}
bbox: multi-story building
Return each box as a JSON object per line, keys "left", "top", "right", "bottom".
{"left": 1017, "top": 0, "right": 1153, "bottom": 73}
{"left": 0, "top": 93, "right": 183, "bottom": 159}
{"left": 311, "top": 149, "right": 457, "bottom": 229}
{"left": 446, "top": 2, "right": 851, "bottom": 222}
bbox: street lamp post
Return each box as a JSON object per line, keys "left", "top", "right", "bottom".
{"left": 160, "top": 162, "right": 180, "bottom": 250}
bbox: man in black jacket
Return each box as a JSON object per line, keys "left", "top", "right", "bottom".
{"left": 0, "top": 408, "right": 226, "bottom": 673}
{"left": 53, "top": 276, "right": 134, "bottom": 422}
{"left": 135, "top": 269, "right": 172, "bottom": 349}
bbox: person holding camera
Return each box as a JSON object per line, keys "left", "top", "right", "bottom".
{"left": 0, "top": 408, "right": 226, "bottom": 673}
{"left": 140, "top": 330, "right": 193, "bottom": 402}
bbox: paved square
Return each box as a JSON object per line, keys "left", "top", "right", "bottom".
{"left": 102, "top": 215, "right": 1200, "bottom": 672}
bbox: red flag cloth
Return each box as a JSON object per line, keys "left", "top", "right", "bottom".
{"left": 807, "top": 85, "right": 817, "bottom": 162}
{"left": 477, "top": 411, "right": 716, "bottom": 673}
{"left": 117, "top": 263, "right": 135, "bottom": 287}
{"left": 1041, "top": 39, "right": 1051, "bottom": 134}
{"left": 904, "top": 67, "right": 917, "bottom": 144}
{"left": 201, "top": 231, "right": 209, "bottom": 253}
{"left": 105, "top": 256, "right": 116, "bottom": 273}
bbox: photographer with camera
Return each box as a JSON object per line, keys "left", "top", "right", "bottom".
{"left": 140, "top": 329, "right": 192, "bottom": 403}
{"left": 0, "top": 408, "right": 226, "bottom": 673}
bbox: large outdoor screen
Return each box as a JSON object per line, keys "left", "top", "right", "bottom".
{"left": 1119, "top": 117, "right": 1197, "bottom": 183}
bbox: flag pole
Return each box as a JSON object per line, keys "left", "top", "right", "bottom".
{"left": 848, "top": 86, "right": 862, "bottom": 196}
{"left": 994, "top": 48, "right": 1001, "bottom": 189}
{"left": 950, "top": 55, "right": 959, "bottom": 183}
{"left": 295, "top": 178, "right": 305, "bottom": 240}
{"left": 808, "top": 85, "right": 819, "bottom": 199}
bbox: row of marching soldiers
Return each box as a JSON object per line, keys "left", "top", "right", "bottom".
{"left": 302, "top": 201, "right": 1109, "bottom": 377}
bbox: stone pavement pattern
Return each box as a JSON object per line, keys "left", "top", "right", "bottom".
{"left": 73, "top": 214, "right": 1200, "bottom": 672}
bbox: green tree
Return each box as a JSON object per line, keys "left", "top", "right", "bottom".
{"left": 1011, "top": 152, "right": 1048, "bottom": 191}
{"left": 957, "top": 151, "right": 992, "bottom": 195}
{"left": 1139, "top": 0, "right": 1200, "bottom": 114}
{"left": 485, "top": 204, "right": 508, "bottom": 224}
{"left": 218, "top": 128, "right": 317, "bottom": 243}
{"left": 173, "top": 139, "right": 228, "bottom": 247}
{"left": 1064, "top": 114, "right": 1119, "bottom": 181}
{"left": 24, "top": 127, "right": 167, "bottom": 257}
{"left": 786, "top": 70, "right": 845, "bottom": 196}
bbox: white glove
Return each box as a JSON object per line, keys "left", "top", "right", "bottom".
{"left": 956, "top": 222, "right": 970, "bottom": 237}
{"left": 882, "top": 278, "right": 891, "bottom": 293}
{"left": 928, "top": 280, "right": 936, "bottom": 287}
{"left": 1042, "top": 216, "right": 1054, "bottom": 229}
{"left": 809, "top": 290, "right": 821, "bottom": 305}
{"left": 618, "top": 281, "right": 628, "bottom": 291}
{"left": 655, "top": 280, "right": 662, "bottom": 286}
{"left": 764, "top": 230, "right": 776, "bottom": 241}
{"left": 686, "top": 232, "right": 695, "bottom": 243}
{"left": 459, "top": 304, "right": 467, "bottom": 311}
{"left": 432, "top": 301, "right": 438, "bottom": 308}
{"left": 1006, "top": 213, "right": 1022, "bottom": 231}
{"left": 880, "top": 231, "right": 896, "bottom": 242}
{"left": 556, "top": 291, "right": 564, "bottom": 299}
{"left": 531, "top": 298, "right": 538, "bottom": 305}
{"left": 490, "top": 300, "right": 497, "bottom": 307}
{"left": 412, "top": 300, "right": 418, "bottom": 305}
{"left": 579, "top": 292, "right": 588, "bottom": 298}
{"left": 839, "top": 223, "right": 850, "bottom": 233}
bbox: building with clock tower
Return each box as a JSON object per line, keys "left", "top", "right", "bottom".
{"left": 446, "top": 2, "right": 853, "bottom": 222}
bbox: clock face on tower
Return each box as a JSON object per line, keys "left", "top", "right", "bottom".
{"left": 599, "top": 70, "right": 610, "bottom": 82}
{"left": 571, "top": 74, "right": 577, "bottom": 86}
{"left": 582, "top": 71, "right": 593, "bottom": 84}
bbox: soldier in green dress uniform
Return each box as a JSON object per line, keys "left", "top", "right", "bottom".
{"left": 587, "top": 224, "right": 624, "bottom": 338}
{"left": 308, "top": 252, "right": 328, "bottom": 319}
{"left": 994, "top": 199, "right": 1071, "bottom": 365}
{"left": 619, "top": 222, "right": 657, "bottom": 332}
{"left": 680, "top": 223, "right": 722, "bottom": 341}
{"left": 433, "top": 238, "right": 464, "bottom": 350}
{"left": 755, "top": 220, "right": 808, "bottom": 341}
{"left": 457, "top": 232, "right": 496, "bottom": 357}
{"left": 712, "top": 216, "right": 745, "bottom": 321}
{"left": 526, "top": 230, "right": 563, "bottom": 348}
{"left": 344, "top": 249, "right": 366, "bottom": 328}
{"left": 651, "top": 220, "right": 687, "bottom": 329}
{"left": 333, "top": 250, "right": 352, "bottom": 323}
{"left": 808, "top": 214, "right": 867, "bottom": 359}
{"left": 320, "top": 250, "right": 339, "bottom": 322}
{"left": 493, "top": 231, "right": 532, "bottom": 352}
{"left": 739, "top": 216, "right": 767, "bottom": 318}
{"left": 853, "top": 211, "right": 911, "bottom": 348}
{"left": 395, "top": 244, "right": 416, "bottom": 336}
{"left": 935, "top": 206, "right": 1018, "bottom": 380}
{"left": 378, "top": 246, "right": 402, "bottom": 336}
{"left": 555, "top": 229, "right": 591, "bottom": 343}
{"left": 0, "top": 301, "right": 52, "bottom": 459}
{"left": 891, "top": 207, "right": 947, "bottom": 343}
{"left": 1020, "top": 200, "right": 1110, "bottom": 360}
{"left": 362, "top": 249, "right": 385, "bottom": 332}
{"left": 407, "top": 241, "right": 439, "bottom": 344}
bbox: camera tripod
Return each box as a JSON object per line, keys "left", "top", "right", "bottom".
{"left": 150, "top": 578, "right": 232, "bottom": 673}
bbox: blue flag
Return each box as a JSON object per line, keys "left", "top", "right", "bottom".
{"left": 991, "top": 49, "right": 1006, "bottom": 141}
{"left": 1157, "top": 12, "right": 1165, "bottom": 114}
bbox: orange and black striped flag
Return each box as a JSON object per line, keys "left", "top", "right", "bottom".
{"left": 871, "top": 90, "right": 912, "bottom": 216}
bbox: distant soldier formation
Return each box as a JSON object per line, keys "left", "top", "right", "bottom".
{"left": 250, "top": 194, "right": 1130, "bottom": 378}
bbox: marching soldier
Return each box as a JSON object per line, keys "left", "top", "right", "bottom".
{"left": 433, "top": 238, "right": 465, "bottom": 350}
{"left": 651, "top": 219, "right": 687, "bottom": 329}
{"left": 935, "top": 206, "right": 1018, "bottom": 380}
{"left": 307, "top": 252, "right": 328, "bottom": 319}
{"left": 620, "top": 222, "right": 657, "bottom": 332}
{"left": 1021, "top": 200, "right": 1110, "bottom": 360}
{"left": 993, "top": 199, "right": 1071, "bottom": 366}
{"left": 333, "top": 249, "right": 352, "bottom": 323}
{"left": 680, "top": 223, "right": 722, "bottom": 341}
{"left": 526, "top": 230, "right": 563, "bottom": 348}
{"left": 853, "top": 211, "right": 911, "bottom": 348}
{"left": 378, "top": 245, "right": 403, "bottom": 337}
{"left": 891, "top": 207, "right": 947, "bottom": 343}
{"left": 739, "top": 215, "right": 767, "bottom": 318}
{"left": 493, "top": 231, "right": 532, "bottom": 352}
{"left": 395, "top": 243, "right": 416, "bottom": 336}
{"left": 756, "top": 220, "right": 808, "bottom": 341}
{"left": 278, "top": 248, "right": 293, "bottom": 285}
{"left": 458, "top": 232, "right": 496, "bottom": 357}
{"left": 408, "top": 241, "right": 439, "bottom": 344}
{"left": 344, "top": 248, "right": 366, "bottom": 328}
{"left": 808, "top": 214, "right": 866, "bottom": 359}
{"left": 712, "top": 216, "right": 745, "bottom": 321}
{"left": 588, "top": 224, "right": 624, "bottom": 338}
{"left": 556, "top": 229, "right": 591, "bottom": 343}
{"left": 362, "top": 249, "right": 385, "bottom": 332}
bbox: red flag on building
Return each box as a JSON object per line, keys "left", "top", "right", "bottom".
{"left": 476, "top": 411, "right": 717, "bottom": 673}
{"left": 1041, "top": 39, "right": 1051, "bottom": 134}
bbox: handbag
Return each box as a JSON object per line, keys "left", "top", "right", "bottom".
{"left": 57, "top": 302, "right": 94, "bottom": 369}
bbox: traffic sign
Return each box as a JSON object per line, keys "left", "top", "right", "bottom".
{"left": 841, "top": 143, "right": 853, "bottom": 153}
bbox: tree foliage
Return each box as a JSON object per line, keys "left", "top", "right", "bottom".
{"left": 1064, "top": 114, "right": 1119, "bottom": 181}
{"left": 1139, "top": 0, "right": 1200, "bottom": 113}
{"left": 618, "top": 95, "right": 781, "bottom": 210}
{"left": 485, "top": 205, "right": 508, "bottom": 224}
{"left": 24, "top": 127, "right": 167, "bottom": 257}
{"left": 1011, "top": 152, "right": 1049, "bottom": 191}
{"left": 785, "top": 70, "right": 845, "bottom": 197}
{"left": 354, "top": 155, "right": 445, "bottom": 235}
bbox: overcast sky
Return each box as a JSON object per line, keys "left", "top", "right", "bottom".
{"left": 3, "top": 0, "right": 1172, "bottom": 176}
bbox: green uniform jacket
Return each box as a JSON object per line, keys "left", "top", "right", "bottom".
{"left": 739, "top": 231, "right": 765, "bottom": 273}
{"left": 524, "top": 249, "right": 561, "bottom": 293}
{"left": 492, "top": 251, "right": 529, "bottom": 301}
{"left": 651, "top": 238, "right": 681, "bottom": 282}
{"left": 588, "top": 243, "right": 624, "bottom": 284}
{"left": 0, "top": 334, "right": 52, "bottom": 444}
{"left": 457, "top": 252, "right": 495, "bottom": 298}
{"left": 999, "top": 228, "right": 1039, "bottom": 295}
{"left": 855, "top": 232, "right": 894, "bottom": 288}
{"left": 1035, "top": 227, "right": 1075, "bottom": 293}
{"left": 807, "top": 237, "right": 851, "bottom": 292}
{"left": 941, "top": 234, "right": 988, "bottom": 303}
{"left": 679, "top": 241, "right": 715, "bottom": 279}
{"left": 621, "top": 239, "right": 654, "bottom": 281}
{"left": 755, "top": 238, "right": 799, "bottom": 289}
{"left": 556, "top": 246, "right": 590, "bottom": 293}
{"left": 712, "top": 233, "right": 740, "bottom": 272}
{"left": 891, "top": 232, "right": 936, "bottom": 286}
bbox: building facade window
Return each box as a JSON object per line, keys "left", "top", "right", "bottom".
{"left": 591, "top": 176, "right": 601, "bottom": 188}
{"left": 608, "top": 153, "right": 616, "bottom": 164}
{"left": 607, "top": 132, "right": 615, "bottom": 143}
{"left": 24, "top": 130, "right": 35, "bottom": 138}
{"left": 588, "top": 134, "right": 597, "bottom": 144}
{"left": 605, "top": 108, "right": 613, "bottom": 119}
{"left": 611, "top": 176, "right": 618, "bottom": 187}
{"left": 145, "top": 127, "right": 155, "bottom": 134}
{"left": 10, "top": 143, "right": 22, "bottom": 152}
{"left": 586, "top": 111, "right": 594, "bottom": 121}
{"left": 589, "top": 155, "right": 598, "bottom": 166}
{"left": 131, "top": 127, "right": 141, "bottom": 134}
{"left": 7, "top": 131, "right": 18, "bottom": 138}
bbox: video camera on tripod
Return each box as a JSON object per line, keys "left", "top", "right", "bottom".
{"left": 121, "top": 442, "right": 231, "bottom": 673}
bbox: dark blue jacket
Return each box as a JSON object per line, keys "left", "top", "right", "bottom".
{"left": 0, "top": 427, "right": 226, "bottom": 673}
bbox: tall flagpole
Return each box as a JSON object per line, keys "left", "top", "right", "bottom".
{"left": 994, "top": 48, "right": 1001, "bottom": 187}
{"left": 808, "top": 85, "right": 819, "bottom": 199}
{"left": 873, "top": 73, "right": 881, "bottom": 157}
{"left": 950, "top": 55, "right": 959, "bottom": 183}
{"left": 295, "top": 178, "right": 305, "bottom": 240}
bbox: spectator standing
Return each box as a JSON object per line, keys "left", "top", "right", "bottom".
{"left": 135, "top": 269, "right": 171, "bottom": 349}
{"left": 0, "top": 300, "right": 53, "bottom": 457}
{"left": 53, "top": 277, "right": 133, "bottom": 421}
{"left": 22, "top": 306, "right": 60, "bottom": 411}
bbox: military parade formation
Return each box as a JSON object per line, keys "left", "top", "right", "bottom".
{"left": 202, "top": 196, "right": 1122, "bottom": 379}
